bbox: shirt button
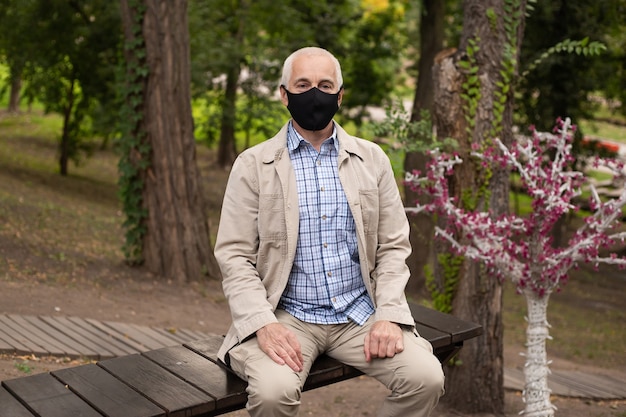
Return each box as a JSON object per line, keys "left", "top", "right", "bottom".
{"left": 320, "top": 186, "right": 325, "bottom": 191}
{"left": 321, "top": 215, "right": 327, "bottom": 220}
{"left": 327, "top": 272, "right": 332, "bottom": 277}
{"left": 323, "top": 242, "right": 328, "bottom": 248}
{"left": 332, "top": 297, "right": 337, "bottom": 302}
{"left": 317, "top": 160, "right": 321, "bottom": 166}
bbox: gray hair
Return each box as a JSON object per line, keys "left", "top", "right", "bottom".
{"left": 280, "top": 47, "right": 343, "bottom": 90}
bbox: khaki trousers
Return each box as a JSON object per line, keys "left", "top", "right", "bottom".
{"left": 227, "top": 310, "right": 445, "bottom": 417}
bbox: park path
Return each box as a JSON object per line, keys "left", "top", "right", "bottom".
{"left": 0, "top": 313, "right": 624, "bottom": 400}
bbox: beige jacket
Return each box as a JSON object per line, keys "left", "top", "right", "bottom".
{"left": 214, "top": 122, "right": 414, "bottom": 362}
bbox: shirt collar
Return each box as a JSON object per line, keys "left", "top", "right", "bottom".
{"left": 287, "top": 121, "right": 339, "bottom": 153}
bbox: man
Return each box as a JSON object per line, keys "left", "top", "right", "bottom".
{"left": 214, "top": 46, "right": 444, "bottom": 417}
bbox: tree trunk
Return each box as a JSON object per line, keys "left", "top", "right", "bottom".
{"left": 217, "top": 65, "right": 239, "bottom": 168}
{"left": 122, "top": 0, "right": 220, "bottom": 282}
{"left": 59, "top": 76, "right": 76, "bottom": 176}
{"left": 216, "top": 0, "right": 246, "bottom": 168}
{"left": 523, "top": 290, "right": 555, "bottom": 417}
{"left": 403, "top": 0, "right": 445, "bottom": 297}
{"left": 433, "top": 0, "right": 526, "bottom": 413}
{"left": 8, "top": 74, "right": 21, "bottom": 113}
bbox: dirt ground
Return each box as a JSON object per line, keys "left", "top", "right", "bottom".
{"left": 1, "top": 270, "right": 624, "bottom": 417}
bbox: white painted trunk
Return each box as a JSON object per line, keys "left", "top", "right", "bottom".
{"left": 522, "top": 290, "right": 556, "bottom": 416}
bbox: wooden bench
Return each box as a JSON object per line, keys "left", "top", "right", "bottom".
{"left": 0, "top": 303, "right": 481, "bottom": 417}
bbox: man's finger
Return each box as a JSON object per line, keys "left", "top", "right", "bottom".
{"left": 364, "top": 333, "right": 371, "bottom": 362}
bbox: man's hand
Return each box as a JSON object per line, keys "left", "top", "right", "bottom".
{"left": 364, "top": 320, "right": 404, "bottom": 362}
{"left": 256, "top": 323, "right": 304, "bottom": 372}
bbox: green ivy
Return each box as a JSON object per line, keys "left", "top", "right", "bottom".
{"left": 520, "top": 37, "right": 607, "bottom": 80}
{"left": 425, "top": 253, "right": 464, "bottom": 314}
{"left": 117, "top": 0, "right": 149, "bottom": 264}
{"left": 458, "top": 37, "right": 481, "bottom": 138}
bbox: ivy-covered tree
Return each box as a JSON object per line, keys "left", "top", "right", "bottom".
{"left": 119, "top": 0, "right": 220, "bottom": 281}
{"left": 429, "top": 0, "right": 528, "bottom": 413}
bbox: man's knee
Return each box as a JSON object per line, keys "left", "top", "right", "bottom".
{"left": 246, "top": 373, "right": 302, "bottom": 415}
{"left": 391, "top": 354, "right": 445, "bottom": 398}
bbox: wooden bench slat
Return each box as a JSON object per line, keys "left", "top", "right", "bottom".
{"left": 410, "top": 304, "right": 483, "bottom": 343}
{"left": 184, "top": 337, "right": 224, "bottom": 362}
{"left": 2, "top": 373, "right": 101, "bottom": 417}
{"left": 0, "top": 384, "right": 34, "bottom": 417}
{"left": 143, "top": 345, "right": 248, "bottom": 412}
{"left": 98, "top": 353, "right": 215, "bottom": 417}
{"left": 52, "top": 363, "right": 166, "bottom": 417}
{"left": 1, "top": 304, "right": 482, "bottom": 417}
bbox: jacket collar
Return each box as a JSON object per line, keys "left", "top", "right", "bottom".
{"left": 261, "top": 121, "right": 363, "bottom": 164}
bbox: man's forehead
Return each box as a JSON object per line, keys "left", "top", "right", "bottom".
{"left": 291, "top": 55, "right": 337, "bottom": 80}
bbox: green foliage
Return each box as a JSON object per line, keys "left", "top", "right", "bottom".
{"left": 521, "top": 37, "right": 607, "bottom": 80}
{"left": 14, "top": 360, "right": 33, "bottom": 374}
{"left": 372, "top": 99, "right": 456, "bottom": 153}
{"left": 424, "top": 253, "right": 464, "bottom": 314}
{"left": 0, "top": 0, "right": 121, "bottom": 173}
{"left": 517, "top": 0, "right": 622, "bottom": 131}
{"left": 117, "top": 0, "right": 149, "bottom": 264}
{"left": 458, "top": 37, "right": 481, "bottom": 137}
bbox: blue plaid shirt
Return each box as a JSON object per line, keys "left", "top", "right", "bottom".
{"left": 278, "top": 122, "right": 375, "bottom": 325}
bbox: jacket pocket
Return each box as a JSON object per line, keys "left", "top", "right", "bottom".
{"left": 358, "top": 189, "right": 379, "bottom": 236}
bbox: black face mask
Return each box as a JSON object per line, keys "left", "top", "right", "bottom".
{"left": 282, "top": 86, "right": 342, "bottom": 131}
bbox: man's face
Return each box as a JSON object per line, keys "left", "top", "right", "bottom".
{"left": 280, "top": 55, "right": 343, "bottom": 105}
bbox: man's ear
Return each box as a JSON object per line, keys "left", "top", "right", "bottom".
{"left": 337, "top": 87, "right": 344, "bottom": 107}
{"left": 279, "top": 85, "right": 289, "bottom": 106}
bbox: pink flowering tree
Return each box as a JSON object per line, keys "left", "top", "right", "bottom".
{"left": 406, "top": 118, "right": 626, "bottom": 416}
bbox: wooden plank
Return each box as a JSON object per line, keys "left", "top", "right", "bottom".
{"left": 0, "top": 333, "right": 18, "bottom": 355}
{"left": 83, "top": 319, "right": 151, "bottom": 353}
{"left": 19, "top": 315, "right": 86, "bottom": 359}
{"left": 143, "top": 345, "right": 247, "bottom": 412}
{"left": 39, "top": 316, "right": 116, "bottom": 359}
{"left": 0, "top": 315, "right": 62, "bottom": 356}
{"left": 414, "top": 322, "right": 450, "bottom": 349}
{"left": 149, "top": 327, "right": 191, "bottom": 345}
{"left": 184, "top": 337, "right": 224, "bottom": 363}
{"left": 98, "top": 354, "right": 214, "bottom": 417}
{"left": 552, "top": 371, "right": 626, "bottom": 399}
{"left": 0, "top": 315, "right": 48, "bottom": 356}
{"left": 0, "top": 384, "right": 35, "bottom": 417}
{"left": 124, "top": 322, "right": 185, "bottom": 348}
{"left": 2, "top": 373, "right": 101, "bottom": 417}
{"left": 6, "top": 315, "right": 79, "bottom": 358}
{"left": 175, "top": 328, "right": 212, "bottom": 342}
{"left": 64, "top": 316, "right": 137, "bottom": 357}
{"left": 409, "top": 303, "right": 483, "bottom": 343}
{"left": 53, "top": 363, "right": 166, "bottom": 417}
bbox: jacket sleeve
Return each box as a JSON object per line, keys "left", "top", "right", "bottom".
{"left": 214, "top": 154, "right": 279, "bottom": 341}
{"left": 371, "top": 148, "right": 415, "bottom": 327}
